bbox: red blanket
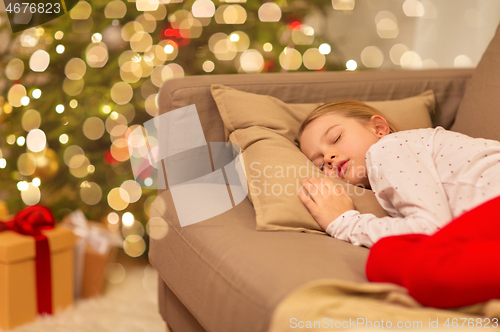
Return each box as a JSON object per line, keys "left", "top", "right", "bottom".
{"left": 366, "top": 195, "right": 500, "bottom": 309}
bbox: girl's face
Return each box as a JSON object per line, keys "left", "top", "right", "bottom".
{"left": 299, "top": 114, "right": 391, "bottom": 188}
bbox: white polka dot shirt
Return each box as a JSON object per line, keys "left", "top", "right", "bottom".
{"left": 325, "top": 126, "right": 500, "bottom": 248}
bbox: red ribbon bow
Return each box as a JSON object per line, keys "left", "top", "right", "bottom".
{"left": 0, "top": 205, "right": 55, "bottom": 314}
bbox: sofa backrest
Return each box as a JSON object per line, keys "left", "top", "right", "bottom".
{"left": 158, "top": 69, "right": 473, "bottom": 151}
{"left": 451, "top": 23, "right": 500, "bottom": 141}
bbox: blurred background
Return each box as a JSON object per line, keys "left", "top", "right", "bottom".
{"left": 0, "top": 0, "right": 499, "bottom": 263}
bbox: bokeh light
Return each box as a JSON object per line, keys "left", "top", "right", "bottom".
{"left": 64, "top": 145, "right": 85, "bottom": 166}
{"left": 92, "top": 33, "right": 103, "bottom": 43}
{"left": 136, "top": 14, "right": 157, "bottom": 33}
{"left": 32, "top": 89, "right": 42, "bottom": 99}
{"left": 161, "top": 63, "right": 185, "bottom": 81}
{"left": 303, "top": 48, "right": 325, "bottom": 70}
{"left": 17, "top": 153, "right": 36, "bottom": 176}
{"left": 390, "top": 43, "right": 410, "bottom": 65}
{"left": 21, "top": 96, "right": 30, "bottom": 106}
{"left": 332, "top": 0, "right": 355, "bottom": 10}
{"left": 375, "top": 10, "right": 399, "bottom": 39}
{"left": 123, "top": 235, "right": 146, "bottom": 257}
{"left": 291, "top": 25, "right": 315, "bottom": 45}
{"left": 22, "top": 109, "right": 41, "bottom": 131}
{"left": 360, "top": 46, "right": 384, "bottom": 68}
{"left": 202, "top": 60, "right": 215, "bottom": 72}
{"left": 215, "top": 5, "right": 247, "bottom": 24}
{"left": 258, "top": 2, "right": 281, "bottom": 22}
{"left": 122, "top": 212, "right": 135, "bottom": 227}
{"left": 26, "top": 129, "right": 47, "bottom": 152}
{"left": 130, "top": 31, "right": 153, "bottom": 52}
{"left": 107, "top": 212, "right": 119, "bottom": 224}
{"left": 209, "top": 33, "right": 238, "bottom": 60}
{"left": 240, "top": 49, "right": 264, "bottom": 73}
{"left": 16, "top": 136, "right": 25, "bottom": 146}
{"left": 6, "top": 58, "right": 24, "bottom": 80}
{"left": 21, "top": 183, "right": 41, "bottom": 205}
{"left": 121, "top": 22, "right": 144, "bottom": 42}
{"left": 70, "top": 1, "right": 92, "bottom": 20}
{"left": 65, "top": 58, "right": 87, "bottom": 80}
{"left": 56, "top": 104, "right": 65, "bottom": 113}
{"left": 136, "top": 0, "right": 159, "bottom": 12}
{"left": 400, "top": 50, "right": 422, "bottom": 69}
{"left": 29, "top": 50, "right": 50, "bottom": 72}
{"left": 8, "top": 84, "right": 27, "bottom": 107}
{"left": 80, "top": 181, "right": 103, "bottom": 205}
{"left": 346, "top": 59, "right": 357, "bottom": 71}
{"left": 83, "top": 117, "right": 105, "bottom": 140}
{"left": 86, "top": 43, "right": 109, "bottom": 68}
{"left": 279, "top": 47, "right": 302, "bottom": 70}
{"left": 454, "top": 55, "right": 473, "bottom": 68}
{"left": 319, "top": 43, "right": 331, "bottom": 55}
{"left": 192, "top": 0, "right": 215, "bottom": 18}
{"left": 105, "top": 0, "right": 127, "bottom": 19}
{"left": 59, "top": 134, "right": 69, "bottom": 144}
{"left": 121, "top": 180, "right": 142, "bottom": 203}
{"left": 108, "top": 188, "right": 129, "bottom": 211}
{"left": 20, "top": 28, "right": 40, "bottom": 47}
{"left": 111, "top": 82, "right": 133, "bottom": 105}
{"left": 403, "top": 0, "right": 425, "bottom": 17}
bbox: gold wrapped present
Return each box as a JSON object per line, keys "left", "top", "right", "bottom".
{"left": 0, "top": 206, "right": 75, "bottom": 330}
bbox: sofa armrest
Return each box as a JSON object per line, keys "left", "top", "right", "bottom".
{"left": 158, "top": 69, "right": 474, "bottom": 145}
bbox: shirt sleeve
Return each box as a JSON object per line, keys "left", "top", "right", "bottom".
{"left": 325, "top": 135, "right": 453, "bottom": 248}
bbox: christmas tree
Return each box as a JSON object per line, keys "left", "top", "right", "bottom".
{"left": 0, "top": 0, "right": 345, "bottom": 257}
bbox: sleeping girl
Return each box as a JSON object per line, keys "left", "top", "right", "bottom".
{"left": 296, "top": 100, "right": 500, "bottom": 309}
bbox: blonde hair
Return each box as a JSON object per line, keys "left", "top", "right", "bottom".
{"left": 298, "top": 100, "right": 400, "bottom": 142}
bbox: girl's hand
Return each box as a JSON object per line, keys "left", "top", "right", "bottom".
{"left": 297, "top": 177, "right": 355, "bottom": 231}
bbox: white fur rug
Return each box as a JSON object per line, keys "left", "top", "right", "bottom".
{"left": 12, "top": 264, "right": 166, "bottom": 332}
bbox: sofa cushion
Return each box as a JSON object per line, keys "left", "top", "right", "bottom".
{"left": 451, "top": 23, "right": 500, "bottom": 140}
{"left": 211, "top": 85, "right": 435, "bottom": 233}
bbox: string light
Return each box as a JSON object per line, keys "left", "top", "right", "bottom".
{"left": 16, "top": 136, "right": 26, "bottom": 146}
{"left": 346, "top": 59, "right": 357, "bottom": 71}
{"left": 55, "top": 104, "right": 65, "bottom": 113}
{"left": 32, "top": 89, "right": 42, "bottom": 99}
{"left": 59, "top": 134, "right": 69, "bottom": 144}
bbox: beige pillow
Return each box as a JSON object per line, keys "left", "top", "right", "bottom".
{"left": 211, "top": 85, "right": 436, "bottom": 233}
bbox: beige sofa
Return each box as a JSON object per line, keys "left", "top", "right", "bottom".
{"left": 149, "top": 22, "right": 500, "bottom": 332}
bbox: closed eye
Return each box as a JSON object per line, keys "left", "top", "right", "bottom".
{"left": 334, "top": 134, "right": 341, "bottom": 144}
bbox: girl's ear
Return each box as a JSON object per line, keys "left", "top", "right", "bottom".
{"left": 370, "top": 115, "right": 391, "bottom": 138}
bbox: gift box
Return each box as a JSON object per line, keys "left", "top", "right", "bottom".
{"left": 63, "top": 210, "right": 122, "bottom": 299}
{"left": 81, "top": 240, "right": 118, "bottom": 298}
{"left": 0, "top": 206, "right": 75, "bottom": 330}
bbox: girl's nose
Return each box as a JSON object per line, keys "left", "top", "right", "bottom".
{"left": 326, "top": 155, "right": 336, "bottom": 166}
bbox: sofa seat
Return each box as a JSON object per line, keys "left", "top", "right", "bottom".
{"left": 149, "top": 189, "right": 369, "bottom": 332}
